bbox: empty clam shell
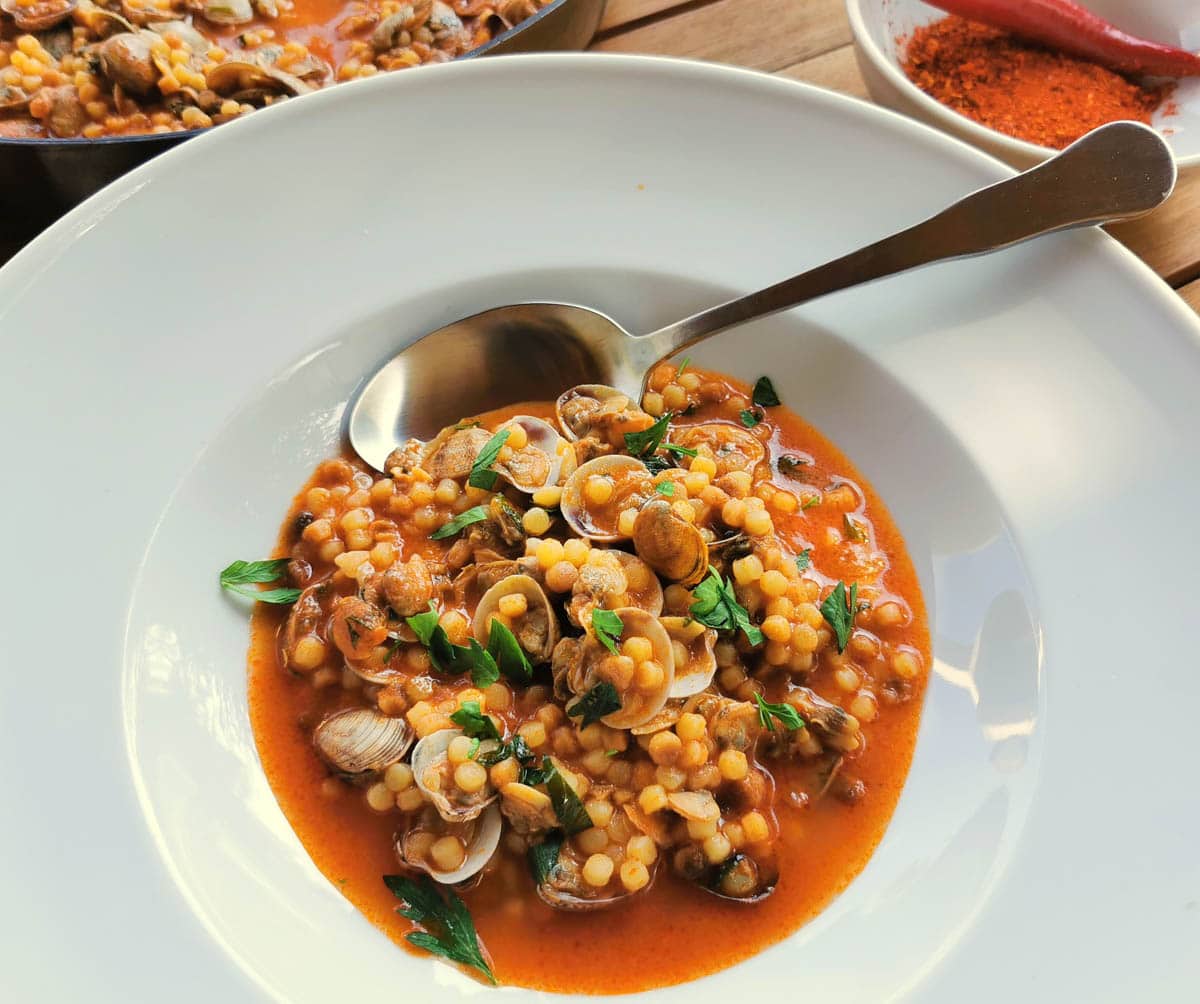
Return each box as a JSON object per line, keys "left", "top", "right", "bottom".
{"left": 471, "top": 573, "right": 560, "bottom": 664}
{"left": 560, "top": 454, "right": 653, "bottom": 542}
{"left": 662, "top": 616, "right": 717, "bottom": 698}
{"left": 493, "top": 416, "right": 576, "bottom": 493}
{"left": 412, "top": 729, "right": 500, "bottom": 823}
{"left": 395, "top": 803, "right": 502, "bottom": 885}
{"left": 313, "top": 707, "right": 413, "bottom": 779}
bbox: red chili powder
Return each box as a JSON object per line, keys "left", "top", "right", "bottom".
{"left": 901, "top": 16, "right": 1176, "bottom": 149}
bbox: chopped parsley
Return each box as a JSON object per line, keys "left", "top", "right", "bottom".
{"left": 662, "top": 441, "right": 698, "bottom": 458}
{"left": 566, "top": 681, "right": 622, "bottom": 728}
{"left": 406, "top": 602, "right": 471, "bottom": 674}
{"left": 466, "top": 737, "right": 481, "bottom": 760}
{"left": 383, "top": 875, "right": 494, "bottom": 984}
{"left": 689, "top": 566, "right": 764, "bottom": 645}
{"left": 465, "top": 638, "right": 499, "bottom": 689}
{"left": 218, "top": 558, "right": 300, "bottom": 604}
{"left": 801, "top": 494, "right": 821, "bottom": 510}
{"left": 739, "top": 408, "right": 762, "bottom": 428}
{"left": 476, "top": 734, "right": 534, "bottom": 769}
{"left": 429, "top": 505, "right": 489, "bottom": 540}
{"left": 467, "top": 428, "right": 511, "bottom": 491}
{"left": 527, "top": 832, "right": 564, "bottom": 886}
{"left": 624, "top": 412, "right": 671, "bottom": 457}
{"left": 675, "top": 356, "right": 690, "bottom": 375}
{"left": 753, "top": 692, "right": 806, "bottom": 732}
{"left": 449, "top": 700, "right": 501, "bottom": 741}
{"left": 655, "top": 480, "right": 676, "bottom": 497}
{"left": 486, "top": 618, "right": 533, "bottom": 684}
{"left": 820, "top": 581, "right": 858, "bottom": 654}
{"left": 544, "top": 764, "right": 592, "bottom": 835}
{"left": 590, "top": 608, "right": 624, "bottom": 655}
{"left": 752, "top": 376, "right": 781, "bottom": 408}
{"left": 794, "top": 549, "right": 812, "bottom": 572}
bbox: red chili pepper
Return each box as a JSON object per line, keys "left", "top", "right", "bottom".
{"left": 927, "top": 0, "right": 1200, "bottom": 78}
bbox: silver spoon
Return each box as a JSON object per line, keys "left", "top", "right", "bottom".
{"left": 349, "top": 121, "right": 1175, "bottom": 470}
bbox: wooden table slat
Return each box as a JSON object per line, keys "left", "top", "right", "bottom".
{"left": 775, "top": 43, "right": 869, "bottom": 100}
{"left": 1180, "top": 278, "right": 1200, "bottom": 314}
{"left": 594, "top": 0, "right": 851, "bottom": 73}
{"left": 598, "top": 0, "right": 697, "bottom": 33}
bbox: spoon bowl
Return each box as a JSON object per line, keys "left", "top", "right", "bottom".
{"left": 348, "top": 120, "right": 1176, "bottom": 470}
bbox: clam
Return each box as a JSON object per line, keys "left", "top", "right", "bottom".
{"left": 98, "top": 31, "right": 160, "bottom": 96}
{"left": 622, "top": 802, "right": 671, "bottom": 846}
{"left": 493, "top": 0, "right": 537, "bottom": 28}
{"left": 205, "top": 58, "right": 312, "bottom": 99}
{"left": 560, "top": 454, "right": 653, "bottom": 542}
{"left": 628, "top": 700, "right": 683, "bottom": 736}
{"left": 492, "top": 416, "right": 576, "bottom": 493}
{"left": 422, "top": 424, "right": 490, "bottom": 481}
{"left": 788, "top": 687, "right": 862, "bottom": 753}
{"left": 149, "top": 18, "right": 215, "bottom": 50}
{"left": 566, "top": 607, "right": 675, "bottom": 730}
{"left": 314, "top": 707, "right": 414, "bottom": 779}
{"left": 197, "top": 0, "right": 252, "bottom": 23}
{"left": 0, "top": 84, "right": 31, "bottom": 113}
{"left": 412, "top": 729, "right": 500, "bottom": 823}
{"left": 282, "top": 582, "right": 328, "bottom": 670}
{"left": 672, "top": 422, "right": 766, "bottom": 476}
{"left": 631, "top": 497, "right": 708, "bottom": 586}
{"left": 396, "top": 803, "right": 502, "bottom": 885}
{"left": 0, "top": 0, "right": 76, "bottom": 31}
{"left": 566, "top": 550, "right": 662, "bottom": 627}
{"left": 661, "top": 616, "right": 717, "bottom": 697}
{"left": 499, "top": 781, "right": 558, "bottom": 835}
{"left": 690, "top": 693, "right": 761, "bottom": 752}
{"left": 670, "top": 839, "right": 778, "bottom": 903}
{"left": 471, "top": 573, "right": 559, "bottom": 663}
{"left": 555, "top": 384, "right": 653, "bottom": 445}
{"left": 537, "top": 840, "right": 656, "bottom": 911}
{"left": 119, "top": 0, "right": 176, "bottom": 24}
{"left": 427, "top": 0, "right": 461, "bottom": 32}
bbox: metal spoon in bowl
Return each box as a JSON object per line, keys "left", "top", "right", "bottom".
{"left": 348, "top": 121, "right": 1175, "bottom": 469}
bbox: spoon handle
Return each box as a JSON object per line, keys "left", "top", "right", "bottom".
{"left": 637, "top": 121, "right": 1176, "bottom": 358}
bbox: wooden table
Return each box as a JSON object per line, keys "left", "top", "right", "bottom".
{"left": 594, "top": 0, "right": 1200, "bottom": 318}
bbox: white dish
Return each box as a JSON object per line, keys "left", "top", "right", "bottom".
{"left": 1, "top": 53, "right": 1199, "bottom": 1002}
{"left": 848, "top": 0, "right": 1200, "bottom": 171}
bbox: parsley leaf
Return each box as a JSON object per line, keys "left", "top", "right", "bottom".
{"left": 820, "top": 581, "right": 858, "bottom": 654}
{"left": 218, "top": 558, "right": 300, "bottom": 604}
{"left": 466, "top": 737, "right": 481, "bottom": 760}
{"left": 476, "top": 734, "right": 534, "bottom": 768}
{"left": 566, "top": 681, "right": 622, "bottom": 728}
{"left": 675, "top": 356, "right": 690, "bottom": 375}
{"left": 590, "top": 608, "right": 624, "bottom": 655}
{"left": 739, "top": 408, "right": 761, "bottom": 428}
{"left": 752, "top": 376, "right": 781, "bottom": 408}
{"left": 642, "top": 454, "right": 673, "bottom": 475}
{"left": 429, "top": 505, "right": 490, "bottom": 541}
{"left": 466, "top": 638, "right": 499, "bottom": 689}
{"left": 406, "top": 602, "right": 471, "bottom": 674}
{"left": 383, "top": 874, "right": 494, "bottom": 984}
{"left": 801, "top": 494, "right": 821, "bottom": 510}
{"left": 486, "top": 618, "right": 533, "bottom": 683}
{"left": 754, "top": 692, "right": 806, "bottom": 732}
{"left": 544, "top": 764, "right": 592, "bottom": 835}
{"left": 655, "top": 480, "right": 676, "bottom": 497}
{"left": 449, "top": 700, "right": 501, "bottom": 741}
{"left": 689, "top": 566, "right": 764, "bottom": 645}
{"left": 662, "top": 441, "right": 697, "bottom": 458}
{"left": 528, "top": 832, "right": 564, "bottom": 886}
{"left": 624, "top": 412, "right": 671, "bottom": 457}
{"left": 520, "top": 762, "right": 552, "bottom": 786}
{"left": 795, "top": 549, "right": 812, "bottom": 572}
{"left": 467, "top": 429, "right": 511, "bottom": 491}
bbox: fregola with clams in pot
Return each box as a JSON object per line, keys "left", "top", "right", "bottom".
{"left": 223, "top": 362, "right": 930, "bottom": 992}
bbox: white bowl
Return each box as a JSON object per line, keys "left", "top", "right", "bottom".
{"left": 848, "top": 0, "right": 1200, "bottom": 170}
{"left": 1, "top": 53, "right": 1199, "bottom": 1002}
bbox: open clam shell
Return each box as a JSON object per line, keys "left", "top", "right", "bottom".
{"left": 421, "top": 424, "right": 490, "bottom": 481}
{"left": 555, "top": 384, "right": 638, "bottom": 443}
{"left": 632, "top": 497, "right": 709, "bottom": 587}
{"left": 661, "top": 616, "right": 717, "bottom": 697}
{"left": 395, "top": 803, "right": 502, "bottom": 885}
{"left": 537, "top": 840, "right": 657, "bottom": 911}
{"left": 411, "top": 729, "right": 500, "bottom": 823}
{"left": 471, "top": 573, "right": 559, "bottom": 663}
{"left": 1, "top": 0, "right": 76, "bottom": 31}
{"left": 313, "top": 707, "right": 413, "bottom": 779}
{"left": 572, "top": 607, "right": 674, "bottom": 730}
{"left": 671, "top": 422, "right": 766, "bottom": 476}
{"left": 560, "top": 454, "right": 653, "bottom": 542}
{"left": 493, "top": 416, "right": 576, "bottom": 493}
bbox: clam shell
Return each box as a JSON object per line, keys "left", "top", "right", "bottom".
{"left": 471, "top": 573, "right": 559, "bottom": 664}
{"left": 493, "top": 416, "right": 576, "bottom": 493}
{"left": 554, "top": 384, "right": 634, "bottom": 442}
{"left": 537, "top": 841, "right": 656, "bottom": 911}
{"left": 662, "top": 616, "right": 716, "bottom": 698}
{"left": 671, "top": 422, "right": 766, "bottom": 476}
{"left": 577, "top": 607, "right": 674, "bottom": 730}
{"left": 560, "top": 454, "right": 653, "bottom": 542}
{"left": 411, "top": 729, "right": 500, "bottom": 823}
{"left": 313, "top": 707, "right": 413, "bottom": 778}
{"left": 0, "top": 0, "right": 75, "bottom": 31}
{"left": 631, "top": 497, "right": 708, "bottom": 587}
{"left": 396, "top": 803, "right": 502, "bottom": 885}
{"left": 421, "top": 424, "right": 490, "bottom": 481}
